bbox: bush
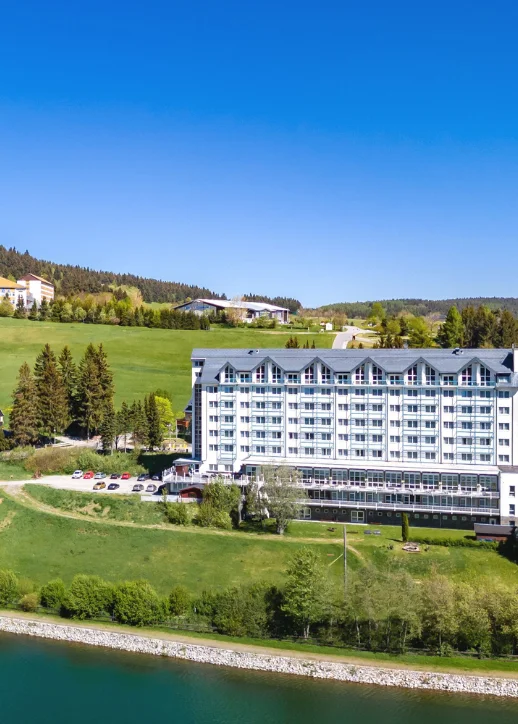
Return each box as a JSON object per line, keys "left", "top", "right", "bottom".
{"left": 113, "top": 580, "right": 163, "bottom": 626}
{"left": 24, "top": 447, "right": 78, "bottom": 475}
{"left": 164, "top": 501, "right": 190, "bottom": 526}
{"left": 211, "top": 584, "right": 271, "bottom": 638}
{"left": 168, "top": 585, "right": 191, "bottom": 616}
{"left": 17, "top": 577, "right": 36, "bottom": 596}
{"left": 20, "top": 592, "right": 40, "bottom": 612}
{"left": 195, "top": 503, "right": 232, "bottom": 530}
{"left": 65, "top": 575, "right": 114, "bottom": 619}
{"left": 0, "top": 569, "right": 19, "bottom": 606}
{"left": 40, "top": 578, "right": 67, "bottom": 610}
{"left": 411, "top": 536, "right": 498, "bottom": 550}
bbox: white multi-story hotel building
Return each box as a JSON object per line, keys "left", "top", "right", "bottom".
{"left": 186, "top": 347, "right": 518, "bottom": 530}
{"left": 16, "top": 274, "right": 54, "bottom": 306}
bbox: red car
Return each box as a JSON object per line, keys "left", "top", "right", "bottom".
{"left": 83, "top": 471, "right": 94, "bottom": 479}
{"left": 121, "top": 472, "right": 131, "bottom": 480}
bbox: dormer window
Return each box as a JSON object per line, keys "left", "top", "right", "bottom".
{"left": 425, "top": 365, "right": 436, "bottom": 385}
{"left": 480, "top": 366, "right": 491, "bottom": 386}
{"left": 337, "top": 373, "right": 349, "bottom": 384}
{"left": 372, "top": 365, "right": 383, "bottom": 384}
{"left": 224, "top": 365, "right": 235, "bottom": 383}
{"left": 272, "top": 365, "right": 282, "bottom": 383}
{"left": 304, "top": 365, "right": 315, "bottom": 383}
{"left": 461, "top": 366, "right": 472, "bottom": 386}
{"left": 355, "top": 365, "right": 365, "bottom": 384}
{"left": 321, "top": 365, "right": 331, "bottom": 383}
{"left": 407, "top": 365, "right": 418, "bottom": 385}
{"left": 255, "top": 364, "right": 266, "bottom": 383}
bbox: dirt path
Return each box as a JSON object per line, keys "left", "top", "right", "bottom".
{"left": 1, "top": 485, "right": 346, "bottom": 546}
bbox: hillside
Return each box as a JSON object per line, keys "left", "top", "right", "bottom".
{"left": 0, "top": 245, "right": 223, "bottom": 304}
{"left": 313, "top": 297, "right": 518, "bottom": 318}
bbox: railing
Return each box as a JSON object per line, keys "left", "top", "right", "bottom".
{"left": 304, "top": 499, "right": 499, "bottom": 515}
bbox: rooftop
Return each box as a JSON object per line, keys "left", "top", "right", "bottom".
{"left": 0, "top": 276, "right": 25, "bottom": 290}
{"left": 18, "top": 273, "right": 53, "bottom": 285}
{"left": 179, "top": 298, "right": 289, "bottom": 313}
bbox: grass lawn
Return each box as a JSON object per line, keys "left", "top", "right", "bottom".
{"left": 0, "top": 492, "right": 343, "bottom": 594}
{"left": 13, "top": 486, "right": 518, "bottom": 592}
{"left": 0, "top": 461, "right": 32, "bottom": 482}
{"left": 0, "top": 318, "right": 332, "bottom": 416}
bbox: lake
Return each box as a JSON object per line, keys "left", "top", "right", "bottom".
{"left": 1, "top": 633, "right": 518, "bottom": 723}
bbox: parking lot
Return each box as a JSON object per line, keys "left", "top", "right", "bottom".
{"left": 3, "top": 474, "right": 163, "bottom": 496}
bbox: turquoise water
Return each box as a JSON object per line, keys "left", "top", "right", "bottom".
{"left": 1, "top": 634, "right": 518, "bottom": 723}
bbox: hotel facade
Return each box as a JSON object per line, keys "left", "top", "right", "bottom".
{"left": 185, "top": 347, "right": 518, "bottom": 530}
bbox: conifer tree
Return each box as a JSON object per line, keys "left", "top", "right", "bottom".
{"left": 129, "top": 400, "right": 148, "bottom": 448}
{"left": 28, "top": 300, "right": 39, "bottom": 321}
{"left": 116, "top": 401, "right": 131, "bottom": 451}
{"left": 10, "top": 362, "right": 39, "bottom": 446}
{"left": 402, "top": 512, "right": 410, "bottom": 543}
{"left": 99, "top": 402, "right": 116, "bottom": 454}
{"left": 77, "top": 344, "right": 103, "bottom": 439}
{"left": 146, "top": 394, "right": 162, "bottom": 449}
{"left": 95, "top": 344, "right": 114, "bottom": 416}
{"left": 33, "top": 344, "right": 69, "bottom": 440}
{"left": 58, "top": 346, "right": 78, "bottom": 423}
{"left": 13, "top": 297, "right": 26, "bottom": 319}
{"left": 39, "top": 298, "right": 50, "bottom": 320}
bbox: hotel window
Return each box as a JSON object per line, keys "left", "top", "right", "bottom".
{"left": 321, "top": 403, "right": 332, "bottom": 411}
{"left": 461, "top": 453, "right": 472, "bottom": 461}
{"left": 271, "top": 446, "right": 281, "bottom": 454}
{"left": 288, "top": 417, "right": 299, "bottom": 424}
{"left": 255, "top": 387, "right": 266, "bottom": 394}
{"left": 288, "top": 432, "right": 298, "bottom": 439}
{"left": 303, "top": 387, "right": 315, "bottom": 395}
{"left": 407, "top": 451, "right": 418, "bottom": 459}
{"left": 320, "top": 448, "right": 332, "bottom": 456}
{"left": 338, "top": 418, "right": 348, "bottom": 425}
{"left": 444, "top": 452, "right": 454, "bottom": 460}
{"left": 355, "top": 404, "right": 366, "bottom": 411}
{"left": 480, "top": 406, "right": 491, "bottom": 414}
{"left": 271, "top": 431, "right": 282, "bottom": 439}
{"left": 355, "top": 389, "right": 366, "bottom": 396}
{"left": 209, "top": 444, "right": 219, "bottom": 451}
{"left": 480, "top": 422, "right": 491, "bottom": 430}
{"left": 287, "top": 388, "right": 298, "bottom": 395}
{"left": 407, "top": 389, "right": 418, "bottom": 397}
{"left": 443, "top": 437, "right": 454, "bottom": 445}
{"left": 461, "top": 406, "right": 473, "bottom": 414}
{"left": 255, "top": 401, "right": 266, "bottom": 409}
{"left": 223, "top": 401, "right": 233, "bottom": 409}
{"left": 240, "top": 401, "right": 250, "bottom": 409}
{"left": 407, "top": 365, "right": 418, "bottom": 385}
{"left": 498, "top": 391, "right": 510, "bottom": 398}
{"left": 443, "top": 390, "right": 454, "bottom": 397}
{"left": 320, "top": 388, "right": 332, "bottom": 396}
{"left": 372, "top": 365, "right": 383, "bottom": 384}
{"left": 338, "top": 434, "right": 348, "bottom": 441}
{"left": 255, "top": 446, "right": 266, "bottom": 454}
{"left": 272, "top": 401, "right": 282, "bottom": 409}
{"left": 479, "top": 364, "right": 491, "bottom": 385}
{"left": 223, "top": 416, "right": 234, "bottom": 423}
{"left": 239, "top": 374, "right": 251, "bottom": 383}
{"left": 304, "top": 365, "right": 315, "bottom": 383}
{"left": 337, "top": 374, "right": 349, "bottom": 384}
{"left": 499, "top": 422, "right": 510, "bottom": 431}
{"left": 288, "top": 402, "right": 299, "bottom": 410}
{"left": 389, "top": 375, "right": 403, "bottom": 385}
{"left": 241, "top": 431, "right": 250, "bottom": 438}
{"left": 355, "top": 450, "right": 366, "bottom": 457}
{"left": 209, "top": 415, "right": 219, "bottom": 422}
{"left": 480, "top": 453, "right": 491, "bottom": 462}
{"left": 240, "top": 416, "right": 250, "bottom": 423}
{"left": 390, "top": 435, "right": 400, "bottom": 443}
{"left": 499, "top": 439, "right": 510, "bottom": 446}
{"left": 240, "top": 445, "right": 250, "bottom": 453}
{"left": 209, "top": 430, "right": 219, "bottom": 437}
{"left": 288, "top": 447, "right": 298, "bottom": 455}
{"left": 355, "top": 434, "right": 366, "bottom": 442}
{"left": 371, "top": 419, "right": 383, "bottom": 427}
{"left": 287, "top": 373, "right": 299, "bottom": 383}
{"left": 407, "top": 420, "right": 418, "bottom": 428}
{"left": 461, "top": 390, "right": 472, "bottom": 398}
{"left": 321, "top": 365, "right": 331, "bottom": 383}
{"left": 372, "top": 434, "right": 382, "bottom": 443}
{"left": 510, "top": 504, "right": 516, "bottom": 516}
{"left": 407, "top": 405, "right": 418, "bottom": 413}
{"left": 304, "top": 432, "right": 315, "bottom": 440}
{"left": 442, "top": 375, "right": 455, "bottom": 386}
{"left": 304, "top": 402, "right": 315, "bottom": 411}
{"left": 320, "top": 418, "right": 332, "bottom": 426}
{"left": 390, "top": 389, "right": 401, "bottom": 396}
{"left": 337, "top": 388, "right": 348, "bottom": 396}
{"left": 424, "top": 436, "right": 436, "bottom": 444}
{"left": 304, "top": 417, "right": 315, "bottom": 425}
{"left": 255, "top": 431, "right": 266, "bottom": 439}
{"left": 461, "top": 437, "right": 473, "bottom": 445}
{"left": 271, "top": 417, "right": 282, "bottom": 425}
{"left": 372, "top": 404, "right": 383, "bottom": 412}
{"left": 354, "top": 419, "right": 366, "bottom": 427}
{"left": 425, "top": 421, "right": 436, "bottom": 428}
{"left": 499, "top": 455, "right": 510, "bottom": 463}
{"left": 390, "top": 451, "right": 401, "bottom": 459}
{"left": 255, "top": 416, "right": 266, "bottom": 424}
{"left": 321, "top": 432, "right": 332, "bottom": 441}
{"left": 425, "top": 405, "right": 436, "bottom": 413}
{"left": 338, "top": 449, "right": 348, "bottom": 456}
{"left": 498, "top": 407, "right": 510, "bottom": 414}
{"left": 390, "top": 420, "right": 401, "bottom": 427}
{"left": 480, "top": 390, "right": 491, "bottom": 398}
{"left": 223, "top": 366, "right": 235, "bottom": 382}
{"left": 510, "top": 486, "right": 516, "bottom": 497}
{"left": 223, "top": 444, "right": 234, "bottom": 452}
{"left": 271, "top": 387, "right": 281, "bottom": 395}
{"left": 461, "top": 366, "right": 472, "bottom": 385}
{"left": 425, "top": 452, "right": 436, "bottom": 460}
{"left": 407, "top": 436, "right": 418, "bottom": 444}
{"left": 371, "top": 450, "right": 382, "bottom": 458}
{"left": 272, "top": 365, "right": 282, "bottom": 383}
{"left": 461, "top": 421, "right": 472, "bottom": 430}
{"left": 390, "top": 405, "right": 401, "bottom": 412}
{"left": 355, "top": 365, "right": 365, "bottom": 384}
{"left": 304, "top": 447, "right": 315, "bottom": 456}
{"left": 425, "top": 365, "right": 436, "bottom": 385}
{"left": 338, "top": 403, "right": 348, "bottom": 411}
{"left": 425, "top": 389, "right": 436, "bottom": 397}
{"left": 372, "top": 389, "right": 383, "bottom": 396}
{"left": 479, "top": 438, "right": 491, "bottom": 446}
{"left": 255, "top": 365, "right": 265, "bottom": 383}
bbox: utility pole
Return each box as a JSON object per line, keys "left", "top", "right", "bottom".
{"left": 343, "top": 523, "right": 347, "bottom": 596}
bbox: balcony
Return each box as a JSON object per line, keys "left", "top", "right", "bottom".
{"left": 304, "top": 498, "right": 499, "bottom": 515}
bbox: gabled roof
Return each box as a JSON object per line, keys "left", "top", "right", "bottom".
{"left": 18, "top": 273, "right": 53, "bottom": 285}
{"left": 176, "top": 298, "right": 289, "bottom": 313}
{"left": 0, "top": 276, "right": 24, "bottom": 289}
{"left": 192, "top": 348, "right": 514, "bottom": 376}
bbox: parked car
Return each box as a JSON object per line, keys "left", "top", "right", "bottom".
{"left": 83, "top": 471, "right": 94, "bottom": 479}
{"left": 151, "top": 474, "right": 161, "bottom": 481}
{"left": 132, "top": 483, "right": 144, "bottom": 492}
{"left": 146, "top": 483, "right": 157, "bottom": 493}
{"left": 93, "top": 481, "right": 106, "bottom": 490}
{"left": 94, "top": 472, "right": 106, "bottom": 480}
{"left": 108, "top": 483, "right": 120, "bottom": 490}
{"left": 137, "top": 473, "right": 149, "bottom": 482}
{"left": 110, "top": 473, "right": 121, "bottom": 480}
{"left": 71, "top": 470, "right": 83, "bottom": 479}
{"left": 121, "top": 472, "right": 131, "bottom": 480}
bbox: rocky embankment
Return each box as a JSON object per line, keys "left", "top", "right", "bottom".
{"left": 1, "top": 616, "right": 517, "bottom": 698}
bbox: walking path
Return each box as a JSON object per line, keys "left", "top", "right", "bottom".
{"left": 332, "top": 325, "right": 373, "bottom": 349}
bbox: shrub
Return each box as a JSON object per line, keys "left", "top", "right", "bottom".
{"left": 164, "top": 501, "right": 190, "bottom": 526}
{"left": 65, "top": 575, "right": 114, "bottom": 619}
{"left": 168, "top": 585, "right": 191, "bottom": 616}
{"left": 195, "top": 503, "right": 232, "bottom": 530}
{"left": 40, "top": 578, "right": 67, "bottom": 610}
{"left": 113, "top": 580, "right": 163, "bottom": 626}
{"left": 24, "top": 447, "right": 78, "bottom": 475}
{"left": 0, "top": 570, "right": 19, "bottom": 606}
{"left": 20, "top": 592, "right": 40, "bottom": 612}
{"left": 411, "top": 536, "right": 498, "bottom": 550}
{"left": 211, "top": 584, "right": 271, "bottom": 638}
{"left": 17, "top": 578, "right": 36, "bottom": 596}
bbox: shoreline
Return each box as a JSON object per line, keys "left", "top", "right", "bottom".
{"left": 1, "top": 614, "right": 518, "bottom": 698}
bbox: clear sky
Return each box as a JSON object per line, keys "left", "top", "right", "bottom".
{"left": 1, "top": 1, "right": 518, "bottom": 307}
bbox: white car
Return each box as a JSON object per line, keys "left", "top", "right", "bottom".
{"left": 72, "top": 470, "right": 84, "bottom": 479}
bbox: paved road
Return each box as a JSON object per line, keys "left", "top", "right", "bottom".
{"left": 332, "top": 325, "right": 371, "bottom": 349}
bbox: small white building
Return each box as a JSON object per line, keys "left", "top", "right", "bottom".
{"left": 0, "top": 276, "right": 27, "bottom": 308}
{"left": 175, "top": 298, "right": 290, "bottom": 324}
{"left": 16, "top": 274, "right": 54, "bottom": 306}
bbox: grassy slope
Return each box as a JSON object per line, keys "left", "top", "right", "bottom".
{"left": 8, "top": 486, "right": 518, "bottom": 593}
{"left": 0, "top": 492, "right": 343, "bottom": 594}
{"left": 0, "top": 318, "right": 331, "bottom": 413}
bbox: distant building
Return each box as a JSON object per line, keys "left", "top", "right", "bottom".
{"left": 17, "top": 274, "right": 54, "bottom": 306}
{"left": 175, "top": 298, "right": 290, "bottom": 324}
{"left": 0, "top": 276, "right": 27, "bottom": 308}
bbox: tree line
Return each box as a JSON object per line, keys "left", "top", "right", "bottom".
{"left": 6, "top": 344, "right": 178, "bottom": 450}
{"left": 244, "top": 294, "right": 302, "bottom": 314}
{"left": 2, "top": 546, "right": 518, "bottom": 657}
{"left": 313, "top": 297, "right": 518, "bottom": 319}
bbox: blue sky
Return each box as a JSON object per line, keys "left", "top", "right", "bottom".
{"left": 1, "top": 1, "right": 518, "bottom": 307}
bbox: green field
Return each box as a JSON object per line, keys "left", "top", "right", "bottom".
{"left": 3, "top": 486, "right": 516, "bottom": 595}
{"left": 0, "top": 318, "right": 332, "bottom": 414}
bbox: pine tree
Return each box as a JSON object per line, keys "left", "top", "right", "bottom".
{"left": 39, "top": 298, "right": 50, "bottom": 321}
{"left": 58, "top": 346, "right": 78, "bottom": 423}
{"left": 402, "top": 512, "right": 410, "bottom": 543}
{"left": 33, "top": 344, "right": 69, "bottom": 440}
{"left": 146, "top": 394, "right": 162, "bottom": 450}
{"left": 437, "top": 306, "right": 464, "bottom": 348}
{"left": 311, "top": 340, "right": 316, "bottom": 349}
{"left": 13, "top": 297, "right": 26, "bottom": 319}
{"left": 116, "top": 401, "right": 131, "bottom": 451}
{"left": 129, "top": 400, "right": 148, "bottom": 448}
{"left": 77, "top": 344, "right": 103, "bottom": 439}
{"left": 494, "top": 310, "right": 518, "bottom": 347}
{"left": 10, "top": 362, "right": 39, "bottom": 446}
{"left": 28, "top": 300, "right": 39, "bottom": 321}
{"left": 99, "top": 402, "right": 116, "bottom": 454}
{"left": 95, "top": 344, "right": 114, "bottom": 417}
